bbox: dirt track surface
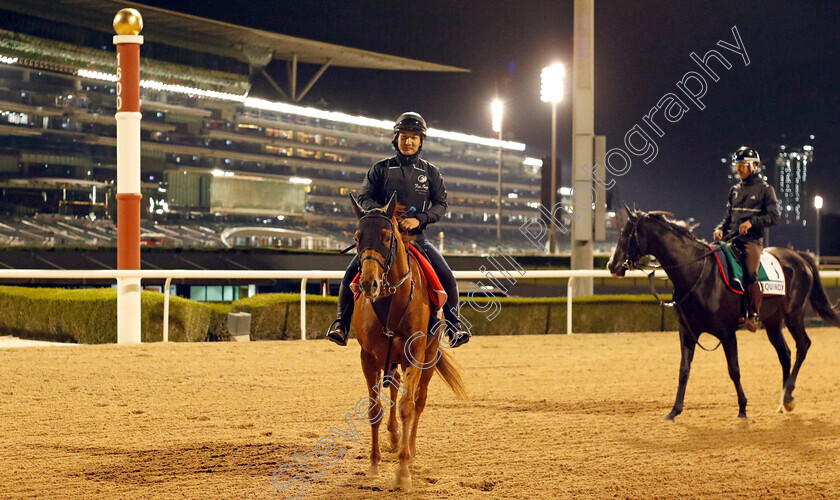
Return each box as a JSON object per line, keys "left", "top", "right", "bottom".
{"left": 2, "top": 329, "right": 840, "bottom": 499}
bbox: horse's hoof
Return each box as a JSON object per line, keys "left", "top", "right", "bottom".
{"left": 367, "top": 465, "right": 380, "bottom": 478}
{"left": 783, "top": 399, "right": 796, "bottom": 413}
{"left": 738, "top": 412, "right": 747, "bottom": 419}
{"left": 664, "top": 412, "right": 677, "bottom": 421}
{"left": 392, "top": 474, "right": 412, "bottom": 491}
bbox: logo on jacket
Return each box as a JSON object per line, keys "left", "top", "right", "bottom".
{"left": 417, "top": 174, "right": 427, "bottom": 183}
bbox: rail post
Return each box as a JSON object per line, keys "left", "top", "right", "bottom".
{"left": 566, "top": 276, "right": 574, "bottom": 334}
{"left": 300, "top": 278, "right": 308, "bottom": 340}
{"left": 113, "top": 8, "right": 144, "bottom": 344}
{"left": 162, "top": 277, "right": 173, "bottom": 342}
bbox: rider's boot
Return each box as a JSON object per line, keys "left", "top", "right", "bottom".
{"left": 442, "top": 307, "right": 470, "bottom": 348}
{"left": 326, "top": 282, "right": 354, "bottom": 346}
{"left": 744, "top": 282, "right": 762, "bottom": 332}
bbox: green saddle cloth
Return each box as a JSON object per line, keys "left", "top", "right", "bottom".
{"left": 720, "top": 243, "right": 771, "bottom": 284}
{"left": 719, "top": 243, "right": 785, "bottom": 295}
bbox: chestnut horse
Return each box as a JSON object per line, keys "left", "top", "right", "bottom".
{"left": 350, "top": 193, "right": 466, "bottom": 491}
{"left": 607, "top": 207, "right": 840, "bottom": 420}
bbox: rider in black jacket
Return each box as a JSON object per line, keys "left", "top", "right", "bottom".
{"left": 326, "top": 112, "right": 471, "bottom": 348}
{"left": 713, "top": 146, "right": 780, "bottom": 331}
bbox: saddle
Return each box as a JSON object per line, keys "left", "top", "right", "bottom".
{"left": 708, "top": 243, "right": 785, "bottom": 296}
{"left": 350, "top": 241, "right": 447, "bottom": 309}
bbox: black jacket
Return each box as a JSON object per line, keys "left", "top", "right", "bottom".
{"left": 715, "top": 173, "right": 780, "bottom": 243}
{"left": 357, "top": 155, "right": 448, "bottom": 235}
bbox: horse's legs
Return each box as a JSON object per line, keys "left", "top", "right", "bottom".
{"left": 393, "top": 364, "right": 419, "bottom": 491}
{"left": 721, "top": 333, "right": 748, "bottom": 418}
{"left": 387, "top": 370, "right": 401, "bottom": 451}
{"left": 779, "top": 315, "right": 812, "bottom": 412}
{"left": 360, "top": 350, "right": 383, "bottom": 477}
{"left": 764, "top": 317, "right": 792, "bottom": 410}
{"left": 408, "top": 358, "right": 436, "bottom": 464}
{"left": 666, "top": 325, "right": 696, "bottom": 421}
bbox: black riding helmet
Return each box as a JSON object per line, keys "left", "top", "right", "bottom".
{"left": 392, "top": 112, "right": 426, "bottom": 152}
{"left": 732, "top": 146, "right": 761, "bottom": 174}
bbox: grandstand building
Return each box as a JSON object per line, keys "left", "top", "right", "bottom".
{"left": 0, "top": 0, "right": 548, "bottom": 253}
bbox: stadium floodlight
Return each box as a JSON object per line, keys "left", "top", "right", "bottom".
{"left": 541, "top": 62, "right": 565, "bottom": 254}
{"left": 540, "top": 63, "right": 565, "bottom": 103}
{"left": 491, "top": 99, "right": 503, "bottom": 133}
{"left": 289, "top": 177, "right": 312, "bottom": 184}
{"left": 814, "top": 195, "right": 823, "bottom": 210}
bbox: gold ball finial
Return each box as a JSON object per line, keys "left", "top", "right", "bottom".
{"left": 113, "top": 8, "right": 143, "bottom": 36}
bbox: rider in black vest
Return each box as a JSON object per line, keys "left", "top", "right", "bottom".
{"left": 326, "top": 112, "right": 471, "bottom": 348}
{"left": 713, "top": 146, "right": 780, "bottom": 332}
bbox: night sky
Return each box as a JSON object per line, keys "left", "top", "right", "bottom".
{"left": 138, "top": 0, "right": 839, "bottom": 249}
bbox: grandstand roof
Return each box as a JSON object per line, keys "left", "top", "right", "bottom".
{"left": 0, "top": 0, "right": 469, "bottom": 72}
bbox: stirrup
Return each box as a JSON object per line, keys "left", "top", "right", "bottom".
{"left": 745, "top": 314, "right": 760, "bottom": 332}
{"left": 326, "top": 319, "right": 348, "bottom": 346}
{"left": 446, "top": 323, "right": 471, "bottom": 348}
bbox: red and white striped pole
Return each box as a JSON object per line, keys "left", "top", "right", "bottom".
{"left": 113, "top": 9, "right": 144, "bottom": 344}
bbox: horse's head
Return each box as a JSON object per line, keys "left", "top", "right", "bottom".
{"left": 607, "top": 204, "right": 650, "bottom": 277}
{"left": 350, "top": 193, "right": 400, "bottom": 300}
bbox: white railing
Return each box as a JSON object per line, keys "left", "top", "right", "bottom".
{"left": 1, "top": 269, "right": 838, "bottom": 340}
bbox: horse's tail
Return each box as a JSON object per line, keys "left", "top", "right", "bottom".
{"left": 798, "top": 251, "right": 840, "bottom": 327}
{"left": 434, "top": 348, "right": 468, "bottom": 400}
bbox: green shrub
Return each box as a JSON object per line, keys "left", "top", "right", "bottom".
{"left": 233, "top": 293, "right": 336, "bottom": 340}
{"left": 229, "top": 292, "right": 677, "bottom": 338}
{"left": 457, "top": 295, "right": 678, "bottom": 335}
{"left": 0, "top": 286, "right": 211, "bottom": 343}
{"left": 204, "top": 302, "right": 234, "bottom": 341}
{"left": 0, "top": 285, "right": 679, "bottom": 343}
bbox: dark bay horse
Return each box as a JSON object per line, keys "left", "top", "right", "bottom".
{"left": 350, "top": 193, "right": 467, "bottom": 490}
{"left": 607, "top": 207, "right": 840, "bottom": 420}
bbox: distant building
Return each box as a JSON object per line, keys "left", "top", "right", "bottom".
{"left": 775, "top": 144, "right": 814, "bottom": 226}
{"left": 0, "top": 0, "right": 545, "bottom": 253}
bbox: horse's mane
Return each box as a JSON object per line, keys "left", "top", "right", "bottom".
{"left": 645, "top": 211, "right": 708, "bottom": 244}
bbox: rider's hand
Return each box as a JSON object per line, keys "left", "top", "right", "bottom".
{"left": 399, "top": 218, "right": 420, "bottom": 231}
{"left": 713, "top": 229, "right": 723, "bottom": 241}
{"left": 739, "top": 220, "right": 752, "bottom": 235}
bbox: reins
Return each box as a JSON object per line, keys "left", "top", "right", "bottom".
{"left": 621, "top": 219, "right": 743, "bottom": 352}
{"left": 356, "top": 211, "right": 415, "bottom": 388}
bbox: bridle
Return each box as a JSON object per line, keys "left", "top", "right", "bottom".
{"left": 356, "top": 208, "right": 416, "bottom": 386}
{"left": 619, "top": 214, "right": 722, "bottom": 351}
{"left": 357, "top": 210, "right": 411, "bottom": 295}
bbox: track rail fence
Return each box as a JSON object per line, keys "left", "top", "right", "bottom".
{"left": 1, "top": 269, "right": 838, "bottom": 340}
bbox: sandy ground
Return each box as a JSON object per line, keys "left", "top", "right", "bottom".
{"left": 0, "top": 336, "right": 79, "bottom": 348}
{"left": 1, "top": 328, "right": 840, "bottom": 499}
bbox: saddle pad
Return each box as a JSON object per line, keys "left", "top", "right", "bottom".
{"left": 350, "top": 243, "right": 447, "bottom": 309}
{"left": 709, "top": 244, "right": 785, "bottom": 296}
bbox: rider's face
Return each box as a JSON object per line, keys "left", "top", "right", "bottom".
{"left": 735, "top": 161, "right": 752, "bottom": 179}
{"left": 397, "top": 132, "right": 422, "bottom": 156}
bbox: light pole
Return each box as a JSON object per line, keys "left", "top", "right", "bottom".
{"left": 492, "top": 99, "right": 503, "bottom": 248}
{"left": 541, "top": 63, "right": 565, "bottom": 254}
{"left": 815, "top": 195, "right": 823, "bottom": 264}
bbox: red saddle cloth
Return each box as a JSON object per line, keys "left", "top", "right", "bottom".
{"left": 350, "top": 243, "right": 447, "bottom": 309}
